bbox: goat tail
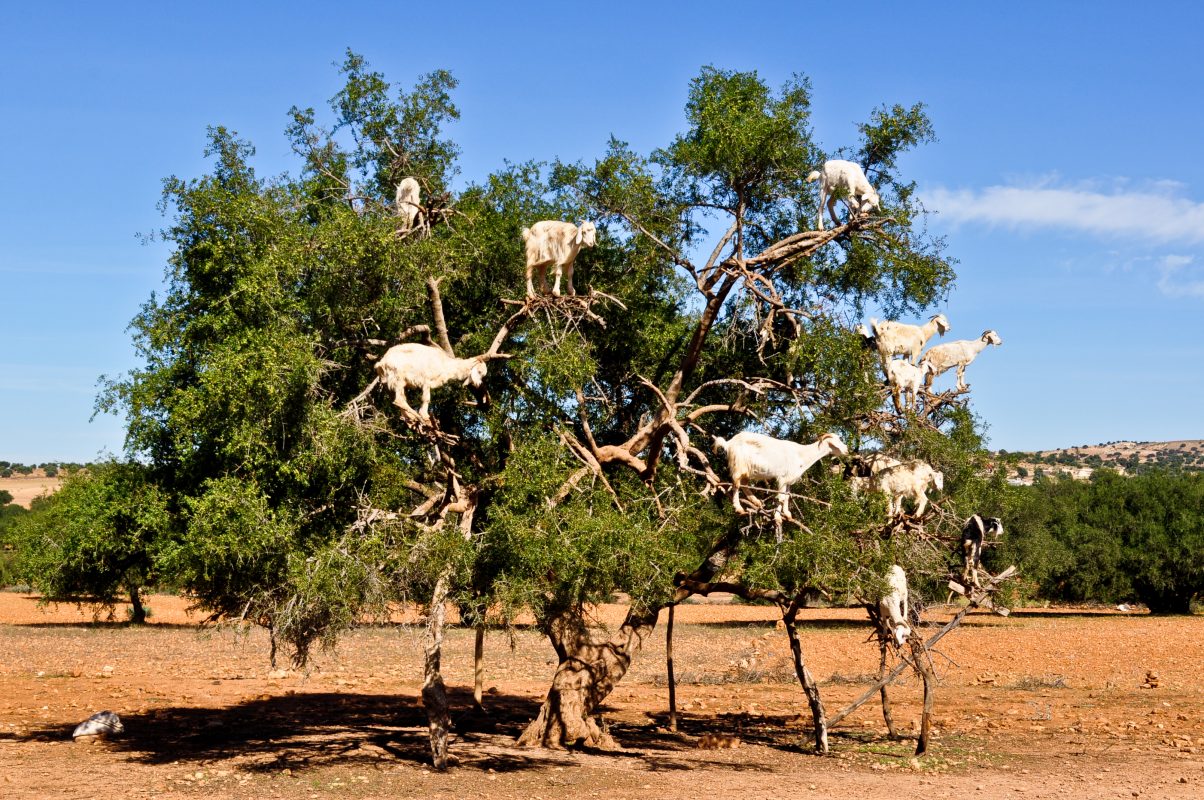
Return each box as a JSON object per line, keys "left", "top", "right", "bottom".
{"left": 520, "top": 226, "right": 531, "bottom": 241}
{"left": 806, "top": 170, "right": 821, "bottom": 183}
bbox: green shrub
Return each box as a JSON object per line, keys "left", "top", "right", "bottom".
{"left": 1000, "top": 469, "right": 1204, "bottom": 613}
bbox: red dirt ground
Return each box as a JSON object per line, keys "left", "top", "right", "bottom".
{"left": 2, "top": 593, "right": 1202, "bottom": 799}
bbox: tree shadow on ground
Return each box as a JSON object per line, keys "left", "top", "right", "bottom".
{"left": 608, "top": 710, "right": 905, "bottom": 763}
{"left": 23, "top": 687, "right": 544, "bottom": 771}
{"left": 681, "top": 618, "right": 870, "bottom": 631}
{"left": 15, "top": 621, "right": 202, "bottom": 630}
{"left": 19, "top": 688, "right": 852, "bottom": 775}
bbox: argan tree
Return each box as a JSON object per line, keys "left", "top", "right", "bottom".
{"left": 98, "top": 53, "right": 987, "bottom": 765}
{"left": 12, "top": 461, "right": 168, "bottom": 623}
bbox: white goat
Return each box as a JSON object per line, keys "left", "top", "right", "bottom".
{"left": 921, "top": 329, "right": 1003, "bottom": 391}
{"left": 863, "top": 452, "right": 902, "bottom": 475}
{"left": 522, "top": 220, "right": 597, "bottom": 297}
{"left": 807, "top": 159, "right": 881, "bottom": 230}
{"left": 395, "top": 177, "right": 423, "bottom": 233}
{"left": 959, "top": 514, "right": 1004, "bottom": 589}
{"left": 877, "top": 564, "right": 912, "bottom": 647}
{"left": 885, "top": 359, "right": 933, "bottom": 411}
{"left": 870, "top": 313, "right": 950, "bottom": 365}
{"left": 873, "top": 459, "right": 944, "bottom": 517}
{"left": 842, "top": 452, "right": 902, "bottom": 495}
{"left": 713, "top": 431, "right": 849, "bottom": 518}
{"left": 374, "top": 343, "right": 487, "bottom": 420}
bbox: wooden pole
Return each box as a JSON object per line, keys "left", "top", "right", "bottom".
{"left": 473, "top": 625, "right": 486, "bottom": 711}
{"left": 828, "top": 606, "right": 968, "bottom": 728}
{"left": 828, "top": 565, "right": 1017, "bottom": 731}
{"left": 666, "top": 603, "right": 678, "bottom": 731}
{"left": 783, "top": 602, "right": 828, "bottom": 753}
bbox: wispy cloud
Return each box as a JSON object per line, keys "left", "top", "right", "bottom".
{"left": 1157, "top": 254, "right": 1204, "bottom": 298}
{"left": 925, "top": 180, "right": 1204, "bottom": 245}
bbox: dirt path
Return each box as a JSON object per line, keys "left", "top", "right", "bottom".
{"left": 2, "top": 593, "right": 1202, "bottom": 799}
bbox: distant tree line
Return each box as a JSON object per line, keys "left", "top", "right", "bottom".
{"left": 0, "top": 461, "right": 87, "bottom": 478}
{"left": 0, "top": 489, "right": 27, "bottom": 587}
{"left": 986, "top": 469, "right": 1204, "bottom": 613}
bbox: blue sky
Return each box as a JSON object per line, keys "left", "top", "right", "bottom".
{"left": 2, "top": 1, "right": 1202, "bottom": 463}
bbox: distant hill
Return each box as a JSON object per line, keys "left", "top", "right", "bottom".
{"left": 994, "top": 440, "right": 1204, "bottom": 485}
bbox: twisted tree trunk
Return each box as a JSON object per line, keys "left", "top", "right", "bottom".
{"left": 473, "top": 625, "right": 486, "bottom": 711}
{"left": 518, "top": 528, "right": 743, "bottom": 748}
{"left": 127, "top": 584, "right": 147, "bottom": 625}
{"left": 517, "top": 607, "right": 655, "bottom": 748}
{"left": 878, "top": 640, "right": 899, "bottom": 738}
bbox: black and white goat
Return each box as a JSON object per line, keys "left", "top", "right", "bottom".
{"left": 959, "top": 514, "right": 1004, "bottom": 588}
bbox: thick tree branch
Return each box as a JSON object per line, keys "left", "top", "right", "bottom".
{"left": 426, "top": 278, "right": 455, "bottom": 356}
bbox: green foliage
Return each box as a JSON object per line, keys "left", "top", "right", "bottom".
{"left": 999, "top": 470, "right": 1204, "bottom": 613}
{"left": 10, "top": 462, "right": 168, "bottom": 610}
{"left": 88, "top": 55, "right": 984, "bottom": 668}
{"left": 0, "top": 501, "right": 29, "bottom": 588}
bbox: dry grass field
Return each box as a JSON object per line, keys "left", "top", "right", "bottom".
{"left": 0, "top": 471, "right": 63, "bottom": 509}
{"left": 2, "top": 593, "right": 1203, "bottom": 799}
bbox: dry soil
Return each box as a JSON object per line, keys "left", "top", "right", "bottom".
{"left": 2, "top": 594, "right": 1202, "bottom": 799}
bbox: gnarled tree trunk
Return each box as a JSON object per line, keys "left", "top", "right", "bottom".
{"left": 519, "top": 527, "right": 743, "bottom": 748}
{"left": 517, "top": 606, "right": 656, "bottom": 748}
{"left": 127, "top": 584, "right": 147, "bottom": 625}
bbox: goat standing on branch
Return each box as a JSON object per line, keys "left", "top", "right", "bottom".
{"left": 523, "top": 220, "right": 597, "bottom": 297}
{"left": 921, "top": 329, "right": 1003, "bottom": 391}
{"left": 396, "top": 177, "right": 424, "bottom": 234}
{"left": 960, "top": 514, "right": 1004, "bottom": 588}
{"left": 375, "top": 343, "right": 488, "bottom": 421}
{"left": 713, "top": 431, "right": 848, "bottom": 518}
{"left": 872, "top": 459, "right": 944, "bottom": 518}
{"left": 877, "top": 564, "right": 912, "bottom": 647}
{"left": 871, "top": 313, "right": 950, "bottom": 365}
{"left": 885, "top": 359, "right": 932, "bottom": 412}
{"left": 807, "top": 159, "right": 881, "bottom": 230}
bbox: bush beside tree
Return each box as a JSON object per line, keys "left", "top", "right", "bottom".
{"left": 999, "top": 469, "right": 1204, "bottom": 613}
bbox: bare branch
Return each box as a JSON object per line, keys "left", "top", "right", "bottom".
{"left": 574, "top": 388, "right": 600, "bottom": 454}
{"left": 700, "top": 221, "right": 739, "bottom": 291}
{"left": 343, "top": 377, "right": 380, "bottom": 413}
{"left": 675, "top": 578, "right": 788, "bottom": 605}
{"left": 612, "top": 208, "right": 698, "bottom": 278}
{"left": 548, "top": 465, "right": 593, "bottom": 509}
{"left": 426, "top": 278, "right": 455, "bottom": 356}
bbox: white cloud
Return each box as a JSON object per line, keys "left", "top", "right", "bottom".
{"left": 1157, "top": 254, "right": 1204, "bottom": 298}
{"left": 925, "top": 180, "right": 1204, "bottom": 245}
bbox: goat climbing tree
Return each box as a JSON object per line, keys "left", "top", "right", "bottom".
{"left": 100, "top": 53, "right": 1002, "bottom": 766}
